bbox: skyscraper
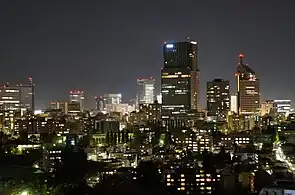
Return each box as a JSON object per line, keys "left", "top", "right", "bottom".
{"left": 230, "top": 94, "right": 238, "bottom": 113}
{"left": 20, "top": 77, "right": 35, "bottom": 112}
{"left": 103, "top": 94, "right": 122, "bottom": 105}
{"left": 206, "top": 79, "right": 230, "bottom": 121}
{"left": 94, "top": 96, "right": 104, "bottom": 111}
{"left": 274, "top": 100, "right": 291, "bottom": 115}
{"left": 161, "top": 38, "right": 200, "bottom": 120}
{"left": 136, "top": 77, "right": 155, "bottom": 105}
{"left": 236, "top": 53, "right": 260, "bottom": 114}
{"left": 260, "top": 100, "right": 291, "bottom": 116}
{"left": 69, "top": 90, "right": 84, "bottom": 111}
{"left": 0, "top": 78, "right": 35, "bottom": 112}
{"left": 156, "top": 94, "right": 162, "bottom": 104}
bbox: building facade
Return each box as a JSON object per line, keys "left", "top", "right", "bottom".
{"left": 94, "top": 96, "right": 104, "bottom": 111}
{"left": 230, "top": 94, "right": 238, "bottom": 113}
{"left": 274, "top": 100, "right": 291, "bottom": 115}
{"left": 136, "top": 77, "right": 155, "bottom": 105}
{"left": 103, "top": 94, "right": 122, "bottom": 108}
{"left": 161, "top": 39, "right": 200, "bottom": 121}
{"left": 69, "top": 90, "right": 84, "bottom": 111}
{"left": 236, "top": 53, "right": 260, "bottom": 114}
{"left": 206, "top": 79, "right": 230, "bottom": 121}
{"left": 260, "top": 100, "right": 275, "bottom": 116}
{"left": 0, "top": 79, "right": 35, "bottom": 113}
{"left": 261, "top": 99, "right": 291, "bottom": 117}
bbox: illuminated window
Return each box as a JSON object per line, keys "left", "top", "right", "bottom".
{"left": 162, "top": 75, "right": 178, "bottom": 78}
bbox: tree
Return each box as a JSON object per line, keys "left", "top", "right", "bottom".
{"left": 113, "top": 132, "right": 117, "bottom": 145}
{"left": 164, "top": 132, "right": 173, "bottom": 146}
{"left": 125, "top": 131, "right": 129, "bottom": 143}
{"left": 117, "top": 131, "right": 121, "bottom": 143}
{"left": 53, "top": 146, "right": 89, "bottom": 193}
{"left": 110, "top": 131, "right": 114, "bottom": 144}
{"left": 151, "top": 128, "right": 161, "bottom": 147}
{"left": 254, "top": 169, "right": 273, "bottom": 192}
{"left": 93, "top": 174, "right": 137, "bottom": 195}
{"left": 78, "top": 135, "right": 90, "bottom": 147}
{"left": 121, "top": 130, "right": 125, "bottom": 143}
{"left": 137, "top": 161, "right": 162, "bottom": 189}
{"left": 5, "top": 179, "right": 47, "bottom": 195}
{"left": 105, "top": 131, "right": 110, "bottom": 145}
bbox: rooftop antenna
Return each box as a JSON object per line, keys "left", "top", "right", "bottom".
{"left": 238, "top": 53, "right": 244, "bottom": 65}
{"left": 28, "top": 76, "right": 33, "bottom": 85}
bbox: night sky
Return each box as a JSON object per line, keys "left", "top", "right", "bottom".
{"left": 0, "top": 0, "right": 294, "bottom": 109}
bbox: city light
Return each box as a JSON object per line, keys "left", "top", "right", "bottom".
{"left": 166, "top": 44, "right": 174, "bottom": 48}
{"left": 20, "top": 191, "right": 29, "bottom": 195}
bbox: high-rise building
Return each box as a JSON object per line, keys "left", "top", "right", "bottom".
{"left": 94, "top": 96, "right": 104, "bottom": 111}
{"left": 274, "top": 100, "right": 291, "bottom": 115}
{"left": 105, "top": 103, "right": 129, "bottom": 114}
{"left": 69, "top": 90, "right": 84, "bottom": 111}
{"left": 50, "top": 101, "right": 68, "bottom": 113}
{"left": 103, "top": 94, "right": 122, "bottom": 106}
{"left": 261, "top": 100, "right": 291, "bottom": 116}
{"left": 161, "top": 38, "right": 200, "bottom": 120}
{"left": 156, "top": 94, "right": 162, "bottom": 104}
{"left": 260, "top": 100, "right": 275, "bottom": 116}
{"left": 136, "top": 77, "right": 155, "bottom": 105}
{"left": 230, "top": 94, "right": 238, "bottom": 113}
{"left": 206, "top": 79, "right": 230, "bottom": 120}
{"left": 0, "top": 78, "right": 35, "bottom": 112}
{"left": 236, "top": 53, "right": 260, "bottom": 114}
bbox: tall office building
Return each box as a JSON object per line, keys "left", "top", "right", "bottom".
{"left": 230, "top": 94, "right": 238, "bottom": 113}
{"left": 161, "top": 38, "right": 200, "bottom": 120}
{"left": 69, "top": 90, "right": 84, "bottom": 111}
{"left": 94, "top": 96, "right": 104, "bottom": 111}
{"left": 20, "top": 77, "right": 35, "bottom": 112}
{"left": 0, "top": 78, "right": 35, "bottom": 112}
{"left": 136, "top": 77, "right": 155, "bottom": 105}
{"left": 261, "top": 100, "right": 291, "bottom": 116}
{"left": 206, "top": 79, "right": 230, "bottom": 120}
{"left": 156, "top": 94, "right": 162, "bottom": 104}
{"left": 274, "top": 100, "right": 291, "bottom": 115}
{"left": 50, "top": 101, "right": 68, "bottom": 113}
{"left": 236, "top": 53, "right": 260, "bottom": 114}
{"left": 103, "top": 94, "right": 122, "bottom": 105}
{"left": 260, "top": 100, "right": 275, "bottom": 116}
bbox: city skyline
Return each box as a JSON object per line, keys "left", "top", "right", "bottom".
{"left": 1, "top": 1, "right": 295, "bottom": 194}
{"left": 0, "top": 1, "right": 294, "bottom": 109}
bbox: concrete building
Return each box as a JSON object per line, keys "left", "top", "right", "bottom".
{"left": 206, "top": 79, "right": 230, "bottom": 121}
